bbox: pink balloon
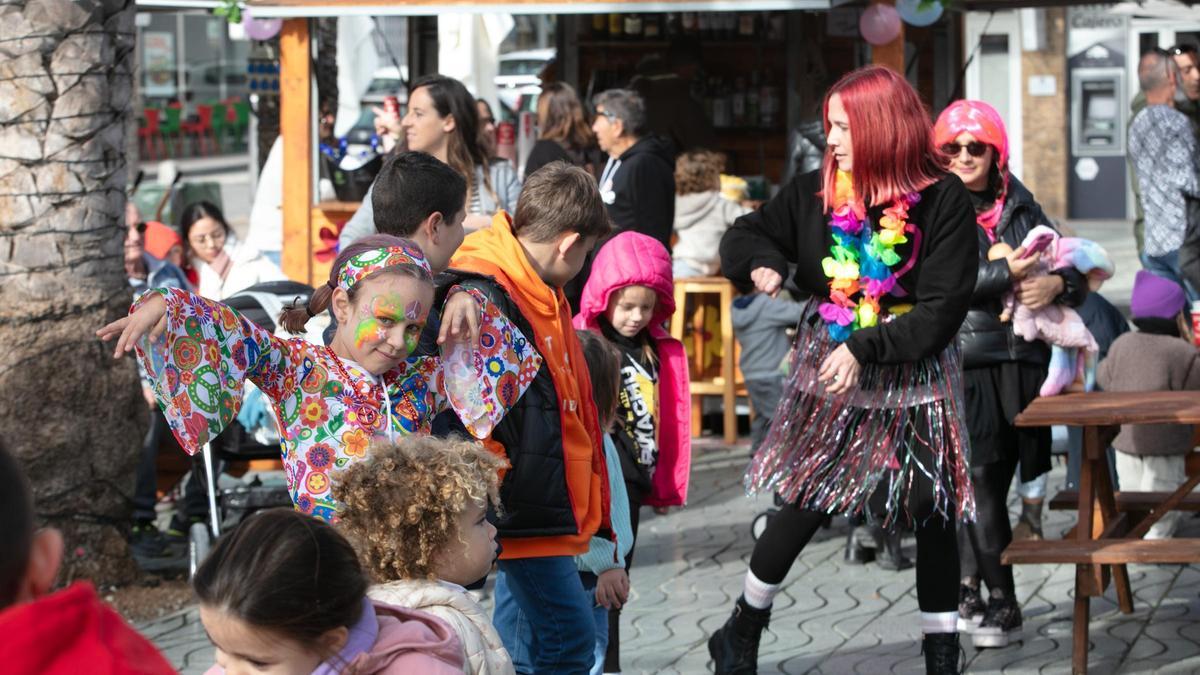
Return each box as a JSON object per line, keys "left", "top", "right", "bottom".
{"left": 243, "top": 9, "right": 283, "bottom": 42}
{"left": 860, "top": 3, "right": 902, "bottom": 46}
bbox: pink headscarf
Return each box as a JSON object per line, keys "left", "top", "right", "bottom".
{"left": 933, "top": 100, "right": 1010, "bottom": 240}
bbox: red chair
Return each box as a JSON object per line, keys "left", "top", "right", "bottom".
{"left": 137, "top": 109, "right": 163, "bottom": 160}
{"left": 180, "top": 104, "right": 214, "bottom": 156}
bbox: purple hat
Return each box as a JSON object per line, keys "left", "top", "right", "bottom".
{"left": 1130, "top": 269, "right": 1187, "bottom": 320}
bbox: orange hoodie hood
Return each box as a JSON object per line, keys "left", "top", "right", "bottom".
{"left": 450, "top": 213, "right": 609, "bottom": 558}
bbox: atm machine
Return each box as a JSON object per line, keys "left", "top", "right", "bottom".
{"left": 1067, "top": 8, "right": 1128, "bottom": 219}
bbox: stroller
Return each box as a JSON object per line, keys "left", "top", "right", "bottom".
{"left": 186, "top": 280, "right": 316, "bottom": 576}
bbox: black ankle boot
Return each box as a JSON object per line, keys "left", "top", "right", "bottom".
{"left": 922, "top": 632, "right": 963, "bottom": 675}
{"left": 709, "top": 596, "right": 771, "bottom": 675}
{"left": 874, "top": 527, "right": 912, "bottom": 571}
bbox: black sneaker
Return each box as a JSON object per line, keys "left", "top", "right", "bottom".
{"left": 972, "top": 592, "right": 1023, "bottom": 648}
{"left": 957, "top": 582, "right": 986, "bottom": 633}
{"left": 130, "top": 521, "right": 169, "bottom": 559}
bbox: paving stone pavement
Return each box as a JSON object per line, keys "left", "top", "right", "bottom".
{"left": 140, "top": 438, "right": 1200, "bottom": 674}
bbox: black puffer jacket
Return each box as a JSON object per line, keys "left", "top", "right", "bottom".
{"left": 430, "top": 270, "right": 581, "bottom": 540}
{"left": 957, "top": 176, "right": 1089, "bottom": 369}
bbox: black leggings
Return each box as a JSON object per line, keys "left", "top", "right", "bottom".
{"left": 957, "top": 456, "right": 1019, "bottom": 597}
{"left": 749, "top": 481, "right": 960, "bottom": 613}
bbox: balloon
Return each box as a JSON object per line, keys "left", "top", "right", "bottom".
{"left": 897, "top": 0, "right": 944, "bottom": 27}
{"left": 243, "top": 8, "right": 283, "bottom": 42}
{"left": 860, "top": 3, "right": 903, "bottom": 46}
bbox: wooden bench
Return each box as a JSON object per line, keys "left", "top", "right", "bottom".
{"left": 1048, "top": 491, "right": 1200, "bottom": 512}
{"left": 1003, "top": 539, "right": 1200, "bottom": 565}
{"left": 1007, "top": 391, "right": 1200, "bottom": 675}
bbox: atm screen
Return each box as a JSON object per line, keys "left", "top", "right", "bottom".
{"left": 1084, "top": 92, "right": 1117, "bottom": 121}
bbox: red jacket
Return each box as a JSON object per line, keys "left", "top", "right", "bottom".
{"left": 0, "top": 582, "right": 176, "bottom": 675}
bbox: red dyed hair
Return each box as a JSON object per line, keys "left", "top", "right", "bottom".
{"left": 820, "top": 66, "right": 946, "bottom": 211}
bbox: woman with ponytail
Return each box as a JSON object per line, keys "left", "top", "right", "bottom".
{"left": 713, "top": 66, "right": 977, "bottom": 674}
{"left": 98, "top": 234, "right": 541, "bottom": 522}
{"left": 934, "top": 100, "right": 1088, "bottom": 649}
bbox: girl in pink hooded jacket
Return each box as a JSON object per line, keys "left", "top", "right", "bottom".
{"left": 195, "top": 509, "right": 464, "bottom": 675}
{"left": 573, "top": 230, "right": 691, "bottom": 672}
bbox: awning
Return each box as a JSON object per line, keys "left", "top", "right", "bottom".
{"left": 135, "top": 0, "right": 222, "bottom": 9}
{"left": 246, "top": 0, "right": 830, "bottom": 18}
{"left": 1109, "top": 0, "right": 1200, "bottom": 19}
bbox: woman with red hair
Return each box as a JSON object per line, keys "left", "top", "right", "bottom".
{"left": 935, "top": 100, "right": 1088, "bottom": 648}
{"left": 712, "top": 66, "right": 978, "bottom": 674}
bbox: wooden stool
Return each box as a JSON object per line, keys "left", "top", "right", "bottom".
{"left": 670, "top": 276, "right": 743, "bottom": 444}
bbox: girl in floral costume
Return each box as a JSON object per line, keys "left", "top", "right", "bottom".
{"left": 99, "top": 235, "right": 541, "bottom": 522}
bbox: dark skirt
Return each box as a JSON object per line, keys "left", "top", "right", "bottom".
{"left": 963, "top": 361, "right": 1052, "bottom": 482}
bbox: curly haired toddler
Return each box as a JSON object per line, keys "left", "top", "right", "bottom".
{"left": 337, "top": 436, "right": 514, "bottom": 675}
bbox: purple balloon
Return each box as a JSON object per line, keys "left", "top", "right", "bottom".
{"left": 860, "top": 3, "right": 903, "bottom": 46}
{"left": 243, "top": 9, "right": 283, "bottom": 42}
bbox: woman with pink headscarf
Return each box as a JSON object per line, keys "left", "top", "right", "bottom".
{"left": 935, "top": 100, "right": 1089, "bottom": 649}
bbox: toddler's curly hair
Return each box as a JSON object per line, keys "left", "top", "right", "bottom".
{"left": 675, "top": 150, "right": 725, "bottom": 195}
{"left": 335, "top": 436, "right": 504, "bottom": 581}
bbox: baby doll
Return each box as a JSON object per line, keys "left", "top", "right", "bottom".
{"left": 987, "top": 225, "right": 1114, "bottom": 396}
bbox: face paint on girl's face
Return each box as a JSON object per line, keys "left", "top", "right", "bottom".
{"left": 335, "top": 275, "right": 434, "bottom": 376}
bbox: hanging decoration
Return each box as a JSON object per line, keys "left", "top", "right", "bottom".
{"left": 897, "top": 0, "right": 945, "bottom": 27}
{"left": 859, "top": 3, "right": 903, "bottom": 45}
{"left": 243, "top": 8, "right": 284, "bottom": 41}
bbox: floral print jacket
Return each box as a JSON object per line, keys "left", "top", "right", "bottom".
{"left": 134, "top": 288, "right": 542, "bottom": 521}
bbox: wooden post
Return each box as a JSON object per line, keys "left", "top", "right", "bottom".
{"left": 280, "top": 19, "right": 312, "bottom": 284}
{"left": 871, "top": 0, "right": 906, "bottom": 74}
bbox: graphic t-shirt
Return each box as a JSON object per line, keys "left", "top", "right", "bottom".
{"left": 601, "top": 321, "right": 659, "bottom": 496}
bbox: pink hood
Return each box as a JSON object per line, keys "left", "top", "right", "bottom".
{"left": 573, "top": 231, "right": 692, "bottom": 506}
{"left": 346, "top": 601, "right": 464, "bottom": 674}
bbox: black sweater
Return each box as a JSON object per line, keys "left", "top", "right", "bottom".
{"left": 600, "top": 135, "right": 676, "bottom": 250}
{"left": 719, "top": 170, "right": 978, "bottom": 366}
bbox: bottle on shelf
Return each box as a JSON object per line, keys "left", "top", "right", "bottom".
{"left": 767, "top": 12, "right": 786, "bottom": 42}
{"left": 731, "top": 76, "right": 747, "bottom": 128}
{"left": 590, "top": 13, "right": 607, "bottom": 39}
{"left": 665, "top": 13, "right": 681, "bottom": 38}
{"left": 681, "top": 12, "right": 698, "bottom": 36}
{"left": 644, "top": 13, "right": 662, "bottom": 40}
{"left": 760, "top": 69, "right": 781, "bottom": 129}
{"left": 624, "top": 13, "right": 643, "bottom": 40}
{"left": 747, "top": 70, "right": 761, "bottom": 128}
{"left": 608, "top": 13, "right": 623, "bottom": 40}
{"left": 737, "top": 12, "right": 758, "bottom": 40}
{"left": 712, "top": 78, "right": 731, "bottom": 129}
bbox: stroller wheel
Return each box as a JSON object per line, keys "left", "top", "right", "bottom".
{"left": 188, "top": 522, "right": 212, "bottom": 579}
{"left": 751, "top": 510, "right": 777, "bottom": 541}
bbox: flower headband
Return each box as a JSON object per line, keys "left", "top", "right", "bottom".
{"left": 336, "top": 243, "right": 432, "bottom": 292}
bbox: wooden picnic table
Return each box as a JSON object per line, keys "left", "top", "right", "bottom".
{"left": 1002, "top": 391, "right": 1200, "bottom": 675}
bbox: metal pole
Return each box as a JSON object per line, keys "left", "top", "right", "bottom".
{"left": 202, "top": 442, "right": 221, "bottom": 537}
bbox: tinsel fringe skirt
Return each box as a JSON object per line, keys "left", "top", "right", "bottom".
{"left": 747, "top": 300, "right": 976, "bottom": 525}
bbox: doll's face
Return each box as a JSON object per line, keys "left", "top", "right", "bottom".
{"left": 333, "top": 273, "right": 433, "bottom": 375}
{"left": 606, "top": 285, "right": 657, "bottom": 338}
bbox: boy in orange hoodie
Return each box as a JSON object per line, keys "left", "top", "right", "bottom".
{"left": 441, "top": 161, "right": 613, "bottom": 673}
{"left": 0, "top": 438, "right": 176, "bottom": 675}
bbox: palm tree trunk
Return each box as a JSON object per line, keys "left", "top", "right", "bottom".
{"left": 0, "top": 0, "right": 143, "bottom": 584}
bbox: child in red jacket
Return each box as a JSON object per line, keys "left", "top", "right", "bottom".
{"left": 0, "top": 438, "right": 176, "bottom": 675}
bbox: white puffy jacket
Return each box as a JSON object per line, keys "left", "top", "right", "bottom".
{"left": 368, "top": 579, "right": 515, "bottom": 675}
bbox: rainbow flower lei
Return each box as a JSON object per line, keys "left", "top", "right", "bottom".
{"left": 818, "top": 171, "right": 922, "bottom": 342}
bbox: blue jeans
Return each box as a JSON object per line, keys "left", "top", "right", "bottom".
{"left": 1141, "top": 250, "right": 1200, "bottom": 302}
{"left": 578, "top": 573, "right": 609, "bottom": 675}
{"left": 494, "top": 557, "right": 596, "bottom": 674}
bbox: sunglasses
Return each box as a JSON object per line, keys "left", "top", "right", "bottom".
{"left": 1170, "top": 44, "right": 1198, "bottom": 56}
{"left": 940, "top": 141, "right": 990, "bottom": 158}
